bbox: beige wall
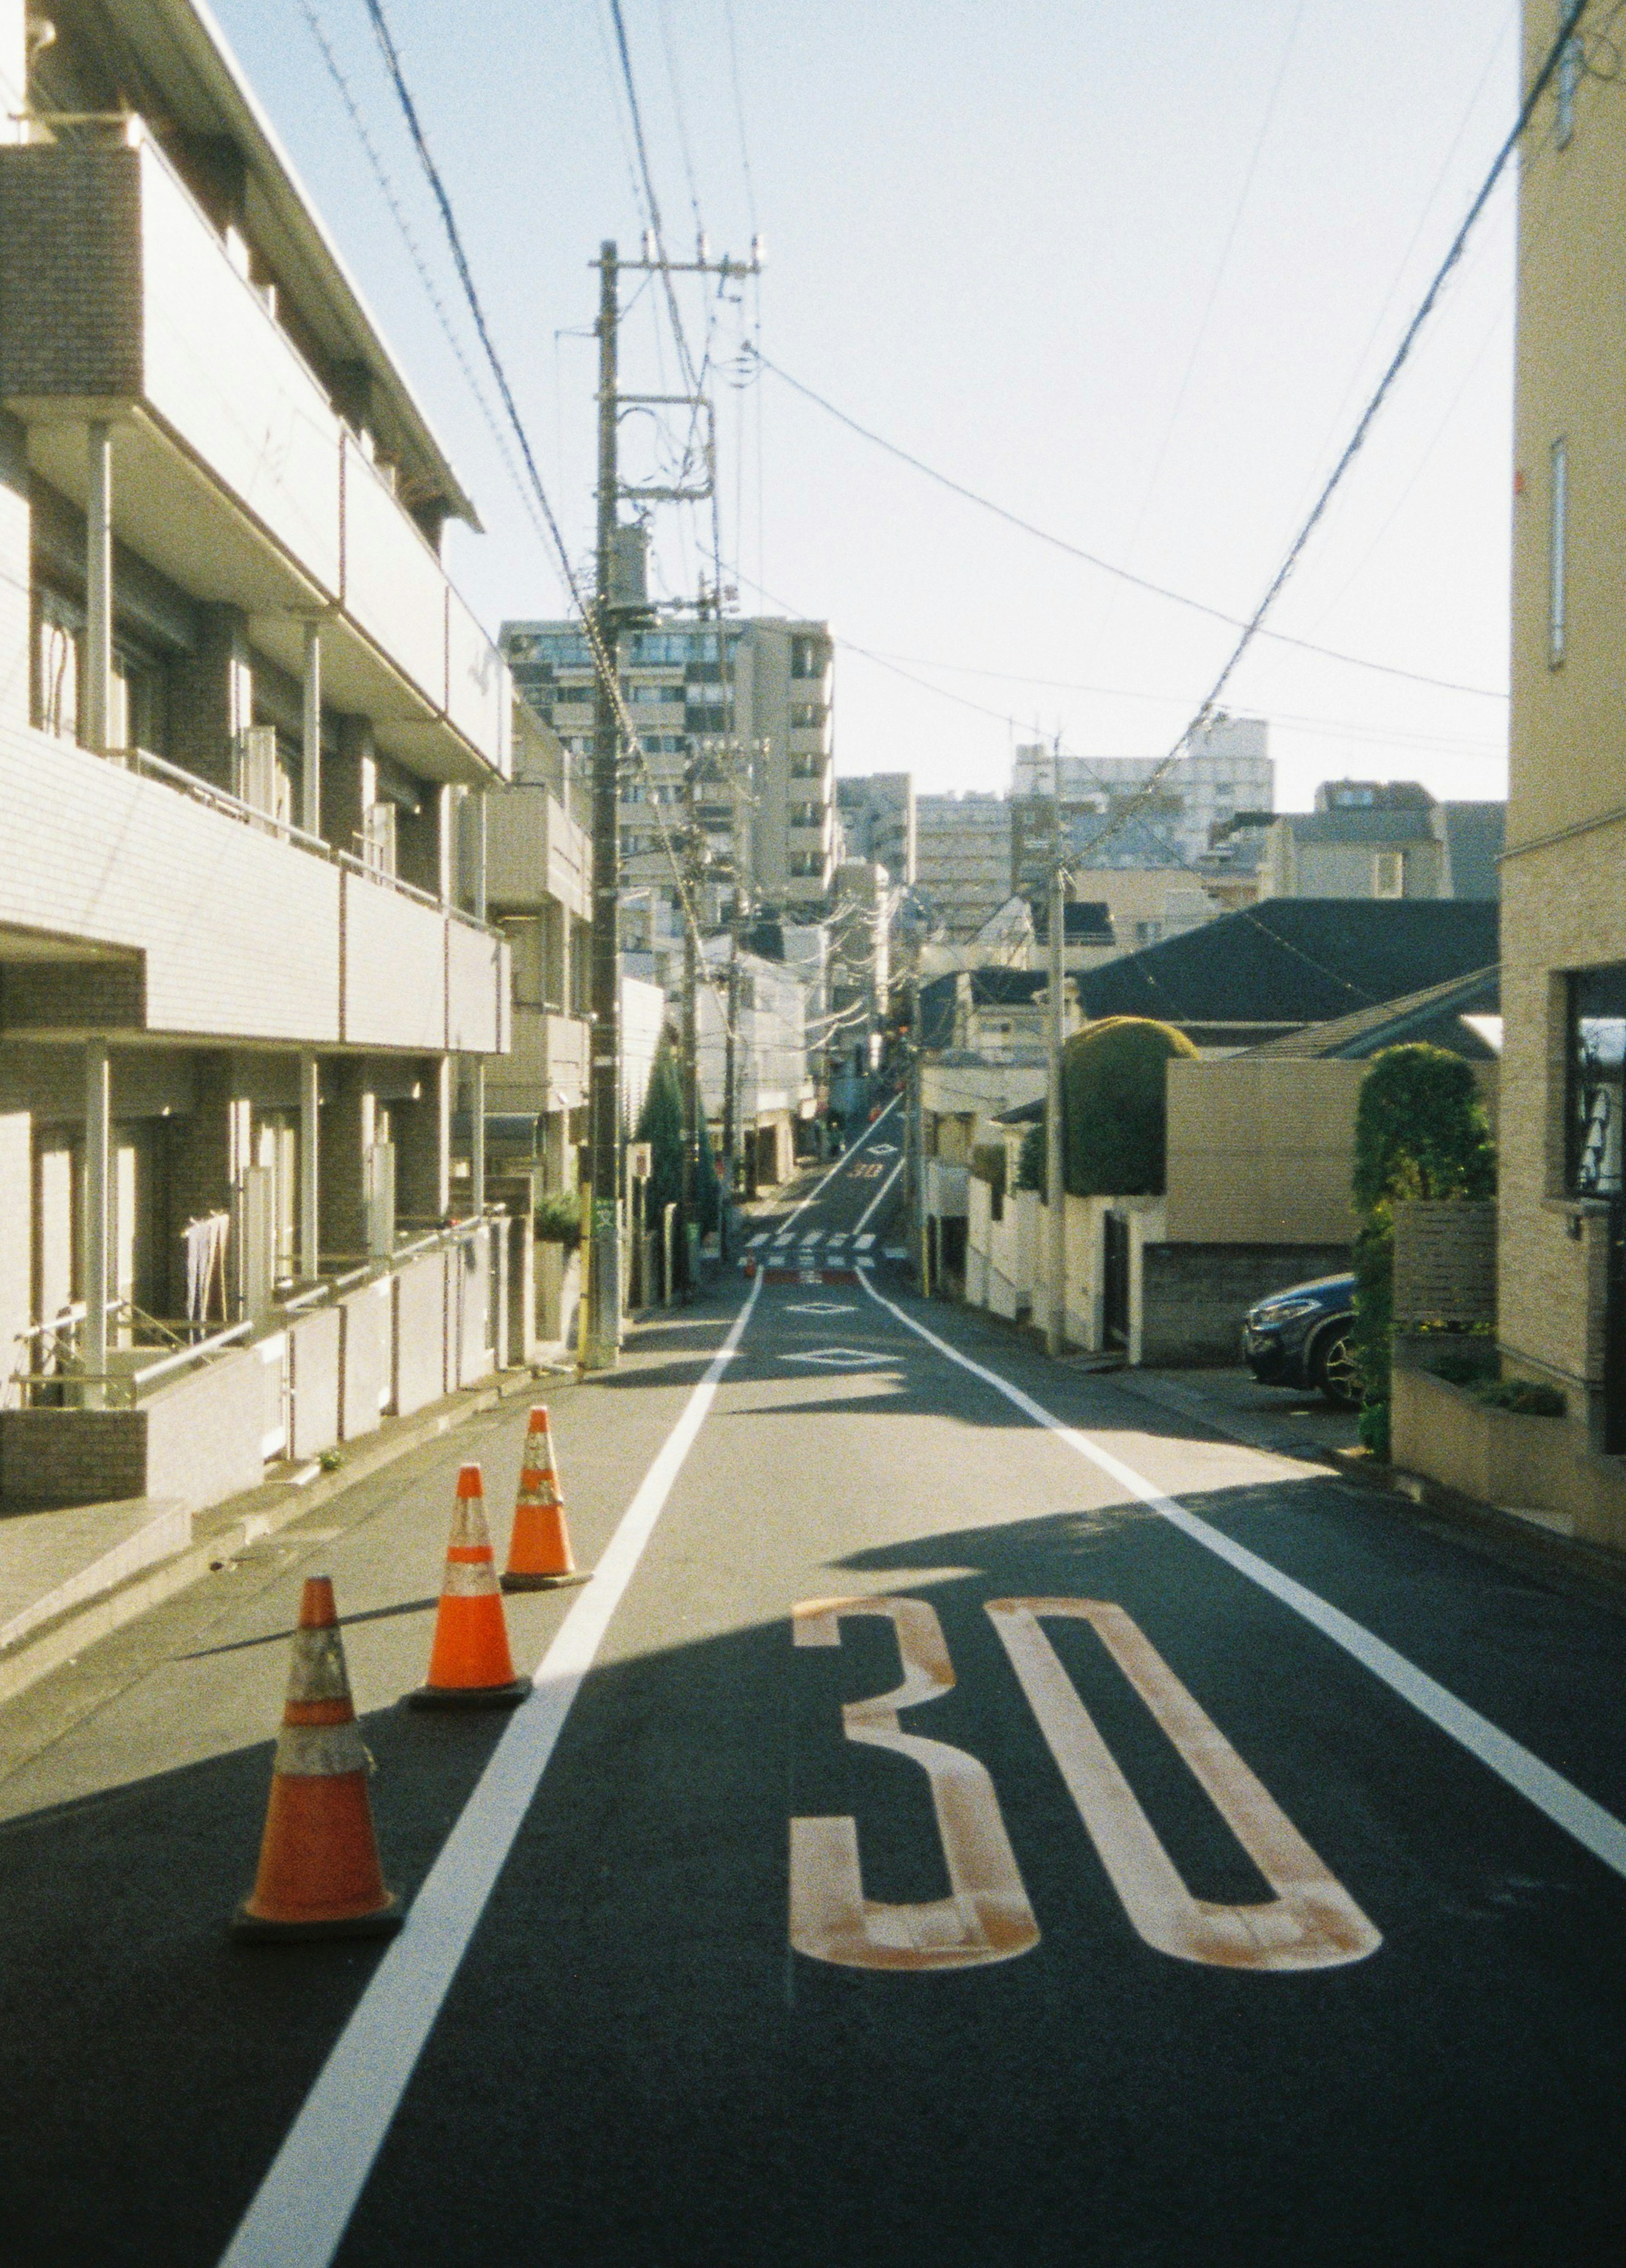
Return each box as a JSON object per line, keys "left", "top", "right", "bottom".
{"left": 1164, "top": 1059, "right": 1369, "bottom": 1244}
{"left": 1497, "top": 7, "right": 1626, "bottom": 1454}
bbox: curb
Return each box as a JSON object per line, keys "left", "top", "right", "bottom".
{"left": 0, "top": 1365, "right": 545, "bottom": 1712}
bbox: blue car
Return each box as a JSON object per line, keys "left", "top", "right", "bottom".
{"left": 1242, "top": 1272, "right": 1360, "bottom": 1407}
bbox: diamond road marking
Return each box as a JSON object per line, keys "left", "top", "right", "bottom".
{"left": 784, "top": 1301, "right": 858, "bottom": 1315}
{"left": 778, "top": 1346, "right": 894, "bottom": 1368}
{"left": 867, "top": 1141, "right": 899, "bottom": 1155}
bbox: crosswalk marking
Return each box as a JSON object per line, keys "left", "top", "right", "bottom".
{"left": 855, "top": 1233, "right": 875, "bottom": 1251}
{"left": 799, "top": 1228, "right": 823, "bottom": 1247}
{"left": 826, "top": 1232, "right": 848, "bottom": 1248}
{"left": 747, "top": 1232, "right": 768, "bottom": 1249}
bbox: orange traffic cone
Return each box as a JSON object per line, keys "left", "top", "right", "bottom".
{"left": 502, "top": 1406, "right": 589, "bottom": 1592}
{"left": 408, "top": 1463, "right": 533, "bottom": 1710}
{"left": 232, "top": 1576, "right": 401, "bottom": 1942}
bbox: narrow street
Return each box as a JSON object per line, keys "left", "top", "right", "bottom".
{"left": 4, "top": 1117, "right": 1626, "bottom": 2267}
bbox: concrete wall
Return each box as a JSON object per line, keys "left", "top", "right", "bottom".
{"left": 393, "top": 1250, "right": 448, "bottom": 1415}
{"left": 1164, "top": 1059, "right": 1369, "bottom": 1245}
{"left": 0, "top": 1110, "right": 28, "bottom": 1400}
{"left": 338, "top": 1276, "right": 392, "bottom": 1439}
{"left": 288, "top": 1305, "right": 341, "bottom": 1459}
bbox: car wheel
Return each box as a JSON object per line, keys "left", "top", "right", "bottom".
{"left": 1312, "top": 1324, "right": 1362, "bottom": 1408}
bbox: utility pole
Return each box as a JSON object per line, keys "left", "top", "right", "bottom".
{"left": 584, "top": 237, "right": 623, "bottom": 1370}
{"left": 1045, "top": 794, "right": 1067, "bottom": 1360}
{"left": 680, "top": 739, "right": 701, "bottom": 1274}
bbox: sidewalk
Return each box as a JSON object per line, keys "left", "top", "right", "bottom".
{"left": 0, "top": 1366, "right": 542, "bottom": 1710}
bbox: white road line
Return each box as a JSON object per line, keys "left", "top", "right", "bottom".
{"left": 858, "top": 1275, "right": 1626, "bottom": 1889}
{"left": 852, "top": 1155, "right": 905, "bottom": 1235}
{"left": 218, "top": 1274, "right": 765, "bottom": 2268}
{"left": 774, "top": 1094, "right": 901, "bottom": 1234}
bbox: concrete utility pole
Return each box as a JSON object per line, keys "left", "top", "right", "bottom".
{"left": 584, "top": 238, "right": 623, "bottom": 1370}
{"left": 1045, "top": 832, "right": 1067, "bottom": 1360}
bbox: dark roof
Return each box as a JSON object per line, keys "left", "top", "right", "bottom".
{"left": 993, "top": 1098, "right": 1045, "bottom": 1126}
{"left": 1241, "top": 965, "right": 1500, "bottom": 1060}
{"left": 1280, "top": 809, "right": 1436, "bottom": 846}
{"left": 1440, "top": 803, "right": 1504, "bottom": 900}
{"left": 918, "top": 966, "right": 1048, "bottom": 1050}
{"left": 1072, "top": 899, "right": 1499, "bottom": 1038}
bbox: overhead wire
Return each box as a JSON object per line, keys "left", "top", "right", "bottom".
{"left": 748, "top": 347, "right": 1507, "bottom": 703}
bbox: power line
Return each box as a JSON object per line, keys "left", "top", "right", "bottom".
{"left": 748, "top": 348, "right": 1507, "bottom": 702}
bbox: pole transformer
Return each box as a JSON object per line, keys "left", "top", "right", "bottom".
{"left": 584, "top": 238, "right": 622, "bottom": 1370}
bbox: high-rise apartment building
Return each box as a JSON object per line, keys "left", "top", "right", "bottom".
{"left": 915, "top": 792, "right": 1012, "bottom": 940}
{"left": 502, "top": 615, "right": 837, "bottom": 922}
{"left": 1009, "top": 714, "right": 1274, "bottom": 901}
{"left": 0, "top": 0, "right": 514, "bottom": 1507}
{"left": 836, "top": 771, "right": 915, "bottom": 885}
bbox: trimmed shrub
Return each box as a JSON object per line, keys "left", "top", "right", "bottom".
{"left": 535, "top": 1190, "right": 582, "bottom": 1247}
{"left": 1017, "top": 1122, "right": 1045, "bottom": 1196}
{"left": 970, "top": 1142, "right": 1007, "bottom": 1204}
{"left": 1350, "top": 1045, "right": 1496, "bottom": 1426}
{"left": 1062, "top": 1017, "right": 1197, "bottom": 1197}
{"left": 1472, "top": 1378, "right": 1565, "bottom": 1417}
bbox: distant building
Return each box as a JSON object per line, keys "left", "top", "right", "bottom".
{"left": 916, "top": 792, "right": 1012, "bottom": 939}
{"left": 836, "top": 772, "right": 916, "bottom": 884}
{"left": 502, "top": 615, "right": 837, "bottom": 919}
{"left": 1258, "top": 781, "right": 1504, "bottom": 900}
{"left": 1009, "top": 715, "right": 1274, "bottom": 888}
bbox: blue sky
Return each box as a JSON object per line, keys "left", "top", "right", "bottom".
{"left": 212, "top": 0, "right": 1523, "bottom": 811}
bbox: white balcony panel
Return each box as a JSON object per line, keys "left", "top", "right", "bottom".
{"left": 488, "top": 1007, "right": 584, "bottom": 1110}
{"left": 447, "top": 586, "right": 512, "bottom": 779}
{"left": 447, "top": 916, "right": 508, "bottom": 1057}
{"left": 341, "top": 435, "right": 448, "bottom": 717}
{"left": 140, "top": 144, "right": 343, "bottom": 596}
{"left": 343, "top": 871, "right": 446, "bottom": 1051}
{"left": 0, "top": 727, "right": 340, "bottom": 1041}
{"left": 486, "top": 786, "right": 590, "bottom": 920}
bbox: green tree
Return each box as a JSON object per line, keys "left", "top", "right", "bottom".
{"left": 635, "top": 1036, "right": 686, "bottom": 1227}
{"left": 1350, "top": 1044, "right": 1496, "bottom": 1430}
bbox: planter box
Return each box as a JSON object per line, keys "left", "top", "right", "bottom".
{"left": 1391, "top": 1364, "right": 1570, "bottom": 1510}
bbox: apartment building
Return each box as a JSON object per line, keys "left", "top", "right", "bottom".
{"left": 483, "top": 706, "right": 592, "bottom": 1195}
{"left": 1258, "top": 781, "right": 1504, "bottom": 900}
{"left": 836, "top": 771, "right": 915, "bottom": 885}
{"left": 502, "top": 613, "right": 838, "bottom": 923}
{"left": 1010, "top": 715, "right": 1274, "bottom": 892}
{"left": 1488, "top": 3, "right": 1626, "bottom": 1526}
{"left": 0, "top": 0, "right": 513, "bottom": 1506}
{"left": 916, "top": 791, "right": 1012, "bottom": 939}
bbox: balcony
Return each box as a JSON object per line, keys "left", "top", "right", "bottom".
{"left": 485, "top": 783, "right": 591, "bottom": 922}
{"left": 488, "top": 1005, "right": 589, "bottom": 1113}
{"left": 0, "top": 128, "right": 510, "bottom": 784}
{"left": 0, "top": 720, "right": 509, "bottom": 1053}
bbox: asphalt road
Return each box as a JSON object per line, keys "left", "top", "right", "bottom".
{"left": 5, "top": 1105, "right": 1626, "bottom": 2266}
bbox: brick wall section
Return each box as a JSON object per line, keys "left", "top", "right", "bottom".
{"left": 1140, "top": 1243, "right": 1351, "bottom": 1368}
{"left": 0, "top": 146, "right": 144, "bottom": 399}
{"left": 0, "top": 1408, "right": 148, "bottom": 1506}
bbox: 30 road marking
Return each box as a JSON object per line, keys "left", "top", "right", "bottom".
{"left": 791, "top": 1593, "right": 1375, "bottom": 1974}
{"left": 987, "top": 1599, "right": 1379, "bottom": 1970}
{"left": 791, "top": 1596, "right": 1039, "bottom": 1970}
{"left": 218, "top": 1279, "right": 764, "bottom": 2268}
{"left": 849, "top": 1161, "right": 884, "bottom": 1180}
{"left": 858, "top": 1274, "right": 1626, "bottom": 1891}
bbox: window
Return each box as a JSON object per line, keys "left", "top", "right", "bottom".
{"left": 1373, "top": 850, "right": 1405, "bottom": 899}
{"left": 1550, "top": 436, "right": 1569, "bottom": 667}
{"left": 1570, "top": 966, "right": 1626, "bottom": 1195}
{"left": 1557, "top": 33, "right": 1582, "bottom": 148}
{"left": 790, "top": 701, "right": 827, "bottom": 728}
{"left": 791, "top": 635, "right": 828, "bottom": 680}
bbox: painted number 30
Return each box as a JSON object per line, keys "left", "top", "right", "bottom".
{"left": 790, "top": 1595, "right": 1381, "bottom": 1975}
